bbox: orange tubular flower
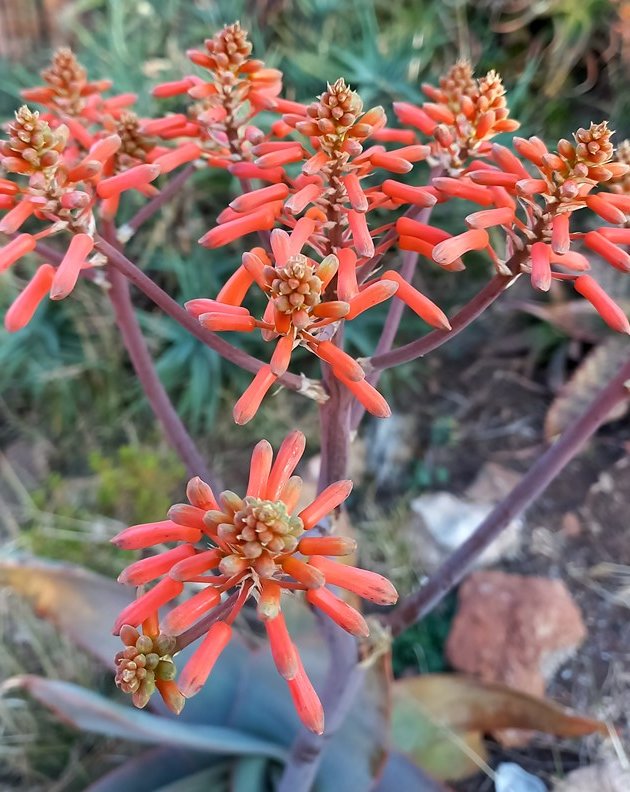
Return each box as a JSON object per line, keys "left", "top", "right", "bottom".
{"left": 113, "top": 432, "right": 398, "bottom": 732}
{"left": 0, "top": 50, "right": 207, "bottom": 329}
{"left": 152, "top": 23, "right": 282, "bottom": 168}
{"left": 393, "top": 60, "right": 519, "bottom": 170}
{"left": 205, "top": 77, "right": 435, "bottom": 256}
{"left": 402, "top": 117, "right": 630, "bottom": 332}
{"left": 189, "top": 223, "right": 401, "bottom": 421}
{"left": 193, "top": 78, "right": 451, "bottom": 420}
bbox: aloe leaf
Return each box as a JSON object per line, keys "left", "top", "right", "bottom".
{"left": 6, "top": 675, "right": 286, "bottom": 760}
{"left": 85, "top": 747, "right": 216, "bottom": 792}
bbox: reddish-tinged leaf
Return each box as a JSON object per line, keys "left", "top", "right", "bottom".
{"left": 545, "top": 336, "right": 630, "bottom": 440}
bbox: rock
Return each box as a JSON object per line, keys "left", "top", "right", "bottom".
{"left": 366, "top": 414, "right": 418, "bottom": 492}
{"left": 496, "top": 763, "right": 547, "bottom": 792}
{"left": 410, "top": 462, "right": 523, "bottom": 572}
{"left": 552, "top": 760, "right": 630, "bottom": 792}
{"left": 446, "top": 571, "right": 587, "bottom": 745}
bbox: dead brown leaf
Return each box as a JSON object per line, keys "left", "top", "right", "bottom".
{"left": 544, "top": 336, "right": 630, "bottom": 441}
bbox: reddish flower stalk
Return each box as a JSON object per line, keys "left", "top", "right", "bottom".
{"left": 103, "top": 222, "right": 218, "bottom": 488}
{"left": 94, "top": 235, "right": 319, "bottom": 398}
{"left": 386, "top": 351, "right": 630, "bottom": 637}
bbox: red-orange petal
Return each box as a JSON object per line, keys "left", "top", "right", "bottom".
{"left": 585, "top": 195, "right": 627, "bottom": 225}
{"left": 299, "top": 480, "right": 353, "bottom": 530}
{"left": 345, "top": 280, "right": 398, "bottom": 320}
{"left": 0, "top": 234, "right": 37, "bottom": 273}
{"left": 337, "top": 375, "right": 391, "bottom": 418}
{"left": 111, "top": 520, "right": 201, "bottom": 550}
{"left": 281, "top": 556, "right": 325, "bottom": 589}
{"left": 306, "top": 586, "right": 369, "bottom": 637}
{"left": 199, "top": 208, "right": 275, "bottom": 248}
{"left": 266, "top": 430, "right": 306, "bottom": 500}
{"left": 309, "top": 556, "right": 398, "bottom": 605}
{"left": 155, "top": 679, "right": 185, "bottom": 714}
{"left": 465, "top": 207, "right": 515, "bottom": 230}
{"left": 97, "top": 164, "right": 160, "bottom": 199}
{"left": 287, "top": 655, "right": 324, "bottom": 734}
{"left": 265, "top": 612, "right": 299, "bottom": 680}
{"left": 551, "top": 213, "right": 571, "bottom": 255}
{"left": 168, "top": 503, "right": 208, "bottom": 530}
{"left": 50, "top": 233, "right": 94, "bottom": 300}
{"left": 342, "top": 172, "right": 368, "bottom": 212}
{"left": 432, "top": 230, "right": 489, "bottom": 267}
{"left": 186, "top": 476, "right": 219, "bottom": 510}
{"left": 117, "top": 545, "right": 196, "bottom": 585}
{"left": 279, "top": 476, "right": 302, "bottom": 512}
{"left": 199, "top": 312, "right": 256, "bottom": 332}
{"left": 393, "top": 102, "right": 436, "bottom": 134}
{"left": 215, "top": 265, "right": 254, "bottom": 306}
{"left": 574, "top": 275, "right": 630, "bottom": 334}
{"left": 313, "top": 341, "right": 365, "bottom": 382}
{"left": 163, "top": 585, "right": 222, "bottom": 634}
{"left": 113, "top": 578, "right": 184, "bottom": 634}
{"left": 270, "top": 333, "right": 295, "bottom": 376}
{"left": 347, "top": 209, "right": 374, "bottom": 258}
{"left": 583, "top": 232, "right": 630, "bottom": 273}
{"left": 530, "top": 241, "right": 552, "bottom": 291}
{"left": 169, "top": 549, "right": 222, "bottom": 581}
{"left": 4, "top": 263, "right": 54, "bottom": 332}
{"left": 0, "top": 200, "right": 37, "bottom": 234}
{"left": 381, "top": 270, "right": 451, "bottom": 330}
{"left": 288, "top": 216, "right": 316, "bottom": 257}
{"left": 230, "top": 183, "right": 289, "bottom": 213}
{"left": 298, "top": 536, "right": 357, "bottom": 556}
{"left": 381, "top": 179, "right": 436, "bottom": 207}
{"left": 336, "top": 247, "right": 359, "bottom": 301}
{"left": 178, "top": 621, "right": 232, "bottom": 698}
{"left": 247, "top": 439, "right": 274, "bottom": 497}
{"left": 153, "top": 142, "right": 201, "bottom": 174}
{"left": 233, "top": 366, "right": 277, "bottom": 425}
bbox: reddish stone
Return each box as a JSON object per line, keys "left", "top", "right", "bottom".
{"left": 447, "top": 570, "right": 586, "bottom": 699}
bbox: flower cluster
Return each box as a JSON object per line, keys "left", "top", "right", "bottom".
{"left": 398, "top": 122, "right": 630, "bottom": 333}
{"left": 115, "top": 622, "right": 183, "bottom": 713}
{"left": 21, "top": 47, "right": 123, "bottom": 121}
{"left": 112, "top": 432, "right": 398, "bottom": 733}
{"left": 190, "top": 78, "right": 451, "bottom": 421}
{"left": 152, "top": 22, "right": 282, "bottom": 172}
{"left": 0, "top": 50, "right": 201, "bottom": 332}
{"left": 393, "top": 60, "right": 520, "bottom": 170}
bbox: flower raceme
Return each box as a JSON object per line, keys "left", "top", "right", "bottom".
{"left": 152, "top": 22, "right": 282, "bottom": 171}
{"left": 200, "top": 76, "right": 438, "bottom": 258}
{"left": 191, "top": 78, "right": 451, "bottom": 421}
{"left": 393, "top": 60, "right": 520, "bottom": 170}
{"left": 21, "top": 47, "right": 127, "bottom": 121}
{"left": 187, "top": 218, "right": 450, "bottom": 423}
{"left": 398, "top": 122, "right": 630, "bottom": 334}
{"left": 112, "top": 431, "right": 398, "bottom": 733}
{"left": 0, "top": 51, "right": 203, "bottom": 331}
